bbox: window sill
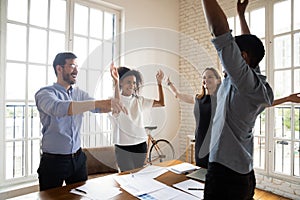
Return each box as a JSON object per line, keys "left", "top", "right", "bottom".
{"left": 0, "top": 181, "right": 39, "bottom": 199}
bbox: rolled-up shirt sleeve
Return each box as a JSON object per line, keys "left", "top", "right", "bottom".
{"left": 35, "top": 89, "right": 70, "bottom": 117}
{"left": 76, "top": 89, "right": 100, "bottom": 113}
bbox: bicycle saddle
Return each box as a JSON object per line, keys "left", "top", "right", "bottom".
{"left": 144, "top": 126, "right": 157, "bottom": 130}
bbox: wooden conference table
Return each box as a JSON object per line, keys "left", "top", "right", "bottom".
{"left": 9, "top": 160, "right": 192, "bottom": 200}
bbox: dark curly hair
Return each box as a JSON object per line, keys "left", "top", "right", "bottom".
{"left": 235, "top": 34, "right": 265, "bottom": 69}
{"left": 117, "top": 67, "right": 144, "bottom": 94}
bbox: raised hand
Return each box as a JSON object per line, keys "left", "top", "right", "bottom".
{"left": 287, "top": 93, "right": 300, "bottom": 103}
{"left": 237, "top": 0, "right": 249, "bottom": 16}
{"left": 237, "top": 0, "right": 250, "bottom": 34}
{"left": 156, "top": 69, "right": 164, "bottom": 85}
{"left": 167, "top": 77, "right": 172, "bottom": 85}
{"left": 110, "top": 62, "right": 119, "bottom": 84}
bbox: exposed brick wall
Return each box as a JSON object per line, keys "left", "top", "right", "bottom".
{"left": 178, "top": 0, "right": 218, "bottom": 161}
{"left": 256, "top": 174, "right": 300, "bottom": 199}
{"left": 179, "top": 0, "right": 299, "bottom": 199}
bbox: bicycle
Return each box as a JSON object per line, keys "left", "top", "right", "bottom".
{"left": 144, "top": 126, "right": 175, "bottom": 165}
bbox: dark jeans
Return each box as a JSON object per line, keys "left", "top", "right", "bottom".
{"left": 115, "top": 142, "right": 147, "bottom": 172}
{"left": 204, "top": 162, "right": 256, "bottom": 200}
{"left": 37, "top": 149, "right": 87, "bottom": 191}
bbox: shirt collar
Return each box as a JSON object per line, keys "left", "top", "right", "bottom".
{"left": 254, "top": 66, "right": 261, "bottom": 74}
{"left": 53, "top": 82, "right": 73, "bottom": 93}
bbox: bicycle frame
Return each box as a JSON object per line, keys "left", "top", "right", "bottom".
{"left": 145, "top": 126, "right": 157, "bottom": 165}
{"left": 144, "top": 126, "right": 175, "bottom": 165}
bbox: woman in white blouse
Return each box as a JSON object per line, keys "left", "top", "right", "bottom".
{"left": 110, "top": 64, "right": 165, "bottom": 171}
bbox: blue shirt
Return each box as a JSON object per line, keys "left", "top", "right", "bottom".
{"left": 35, "top": 83, "right": 98, "bottom": 154}
{"left": 209, "top": 32, "right": 274, "bottom": 174}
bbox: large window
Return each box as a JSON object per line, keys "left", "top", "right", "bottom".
{"left": 272, "top": 0, "right": 299, "bottom": 178}
{"left": 229, "top": 0, "right": 300, "bottom": 181}
{"left": 0, "top": 0, "right": 120, "bottom": 187}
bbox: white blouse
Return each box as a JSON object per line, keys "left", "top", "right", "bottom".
{"left": 111, "top": 95, "right": 154, "bottom": 145}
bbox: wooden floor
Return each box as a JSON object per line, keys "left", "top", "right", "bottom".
{"left": 254, "top": 189, "right": 291, "bottom": 200}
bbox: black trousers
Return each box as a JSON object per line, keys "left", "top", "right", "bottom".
{"left": 37, "top": 149, "right": 87, "bottom": 191}
{"left": 115, "top": 142, "right": 147, "bottom": 172}
{"left": 204, "top": 162, "right": 256, "bottom": 200}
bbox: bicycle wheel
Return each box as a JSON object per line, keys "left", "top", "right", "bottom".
{"left": 149, "top": 139, "right": 175, "bottom": 164}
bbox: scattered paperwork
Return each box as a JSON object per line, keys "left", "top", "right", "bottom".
{"left": 114, "top": 165, "right": 167, "bottom": 186}
{"left": 70, "top": 164, "right": 204, "bottom": 200}
{"left": 173, "top": 179, "right": 204, "bottom": 199}
{"left": 114, "top": 164, "right": 203, "bottom": 199}
{"left": 138, "top": 185, "right": 197, "bottom": 200}
{"left": 115, "top": 175, "right": 167, "bottom": 196}
{"left": 70, "top": 181, "right": 122, "bottom": 200}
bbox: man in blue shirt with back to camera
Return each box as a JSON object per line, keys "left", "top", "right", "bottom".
{"left": 200, "top": 0, "right": 274, "bottom": 199}
{"left": 35, "top": 52, "right": 126, "bottom": 191}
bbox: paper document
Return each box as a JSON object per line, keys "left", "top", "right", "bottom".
{"left": 137, "top": 183, "right": 201, "bottom": 200}
{"left": 173, "top": 179, "right": 204, "bottom": 199}
{"left": 134, "top": 165, "right": 168, "bottom": 178}
{"left": 114, "top": 165, "right": 167, "bottom": 186}
{"left": 143, "top": 185, "right": 196, "bottom": 200}
{"left": 113, "top": 165, "right": 201, "bottom": 199}
{"left": 167, "top": 162, "right": 200, "bottom": 174}
{"left": 70, "top": 182, "right": 122, "bottom": 200}
{"left": 171, "top": 192, "right": 201, "bottom": 200}
{"left": 121, "top": 178, "right": 167, "bottom": 196}
{"left": 114, "top": 173, "right": 168, "bottom": 197}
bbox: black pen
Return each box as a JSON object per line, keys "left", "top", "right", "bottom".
{"left": 188, "top": 188, "right": 204, "bottom": 190}
{"left": 75, "top": 188, "right": 87, "bottom": 194}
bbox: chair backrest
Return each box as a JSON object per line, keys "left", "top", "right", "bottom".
{"left": 82, "top": 146, "right": 118, "bottom": 175}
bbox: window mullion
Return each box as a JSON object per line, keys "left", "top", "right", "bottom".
{"left": 67, "top": 0, "right": 74, "bottom": 51}
{"left": 23, "top": 0, "right": 31, "bottom": 179}
{"left": 290, "top": 0, "right": 295, "bottom": 177}
{"left": 266, "top": 0, "right": 275, "bottom": 176}
{"left": 0, "top": 0, "right": 8, "bottom": 186}
{"left": 291, "top": 105, "right": 295, "bottom": 176}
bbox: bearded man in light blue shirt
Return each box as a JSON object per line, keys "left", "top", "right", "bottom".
{"left": 35, "top": 52, "right": 126, "bottom": 191}
{"left": 200, "top": 1, "right": 274, "bottom": 199}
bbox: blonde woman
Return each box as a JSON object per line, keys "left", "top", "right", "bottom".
{"left": 168, "top": 67, "right": 222, "bottom": 168}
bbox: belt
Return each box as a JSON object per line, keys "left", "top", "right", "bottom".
{"left": 42, "top": 148, "right": 82, "bottom": 158}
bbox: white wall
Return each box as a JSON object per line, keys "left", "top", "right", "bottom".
{"left": 100, "top": 0, "right": 179, "bottom": 29}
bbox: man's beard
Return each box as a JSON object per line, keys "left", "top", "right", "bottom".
{"left": 63, "top": 73, "right": 76, "bottom": 85}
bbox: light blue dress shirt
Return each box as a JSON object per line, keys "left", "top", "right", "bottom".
{"left": 35, "top": 83, "right": 99, "bottom": 154}
{"left": 209, "top": 32, "right": 274, "bottom": 174}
